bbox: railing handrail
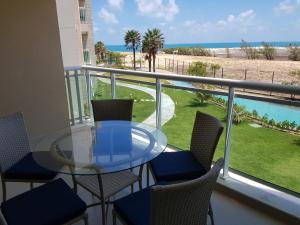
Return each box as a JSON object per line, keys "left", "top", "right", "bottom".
{"left": 81, "top": 65, "right": 300, "bottom": 95}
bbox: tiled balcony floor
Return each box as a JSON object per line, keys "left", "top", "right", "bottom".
{"left": 1, "top": 165, "right": 292, "bottom": 225}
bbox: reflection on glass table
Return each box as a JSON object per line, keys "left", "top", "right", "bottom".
{"left": 33, "top": 121, "right": 167, "bottom": 175}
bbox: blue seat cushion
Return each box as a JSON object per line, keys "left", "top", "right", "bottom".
{"left": 150, "top": 151, "right": 206, "bottom": 182}
{"left": 3, "top": 152, "right": 57, "bottom": 180}
{"left": 1, "top": 178, "right": 87, "bottom": 225}
{"left": 114, "top": 187, "right": 150, "bottom": 225}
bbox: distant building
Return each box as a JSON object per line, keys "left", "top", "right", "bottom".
{"left": 56, "top": 0, "right": 96, "bottom": 67}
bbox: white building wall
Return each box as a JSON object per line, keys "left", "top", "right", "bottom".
{"left": 56, "top": 0, "right": 83, "bottom": 68}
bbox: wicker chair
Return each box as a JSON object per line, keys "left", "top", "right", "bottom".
{"left": 113, "top": 158, "right": 224, "bottom": 225}
{"left": 75, "top": 99, "right": 141, "bottom": 225}
{"left": 0, "top": 178, "right": 88, "bottom": 225}
{"left": 91, "top": 99, "right": 133, "bottom": 122}
{"left": 148, "top": 111, "right": 224, "bottom": 225}
{"left": 0, "top": 112, "right": 58, "bottom": 201}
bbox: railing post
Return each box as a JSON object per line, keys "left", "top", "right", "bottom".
{"left": 66, "top": 71, "right": 75, "bottom": 125}
{"left": 111, "top": 72, "right": 116, "bottom": 99}
{"left": 156, "top": 78, "right": 162, "bottom": 129}
{"left": 74, "top": 70, "right": 83, "bottom": 123}
{"left": 85, "top": 69, "right": 92, "bottom": 117}
{"left": 222, "top": 87, "right": 235, "bottom": 178}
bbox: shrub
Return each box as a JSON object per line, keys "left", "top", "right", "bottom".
{"left": 268, "top": 119, "right": 276, "bottom": 127}
{"left": 288, "top": 44, "right": 300, "bottom": 61}
{"left": 262, "top": 114, "right": 269, "bottom": 124}
{"left": 252, "top": 109, "right": 258, "bottom": 118}
{"left": 260, "top": 42, "right": 276, "bottom": 60}
{"left": 241, "top": 40, "right": 259, "bottom": 59}
{"left": 187, "top": 62, "right": 208, "bottom": 77}
{"left": 232, "top": 104, "right": 247, "bottom": 124}
{"left": 289, "top": 121, "right": 297, "bottom": 130}
{"left": 107, "top": 51, "right": 124, "bottom": 66}
{"left": 195, "top": 92, "right": 212, "bottom": 104}
{"left": 210, "top": 64, "right": 221, "bottom": 78}
{"left": 297, "top": 125, "right": 300, "bottom": 131}
{"left": 163, "top": 47, "right": 211, "bottom": 56}
{"left": 281, "top": 120, "right": 290, "bottom": 129}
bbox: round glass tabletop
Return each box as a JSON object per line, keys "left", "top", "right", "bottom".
{"left": 33, "top": 121, "right": 167, "bottom": 175}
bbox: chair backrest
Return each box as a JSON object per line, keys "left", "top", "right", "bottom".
{"left": 190, "top": 111, "right": 224, "bottom": 171}
{"left": 0, "top": 112, "right": 31, "bottom": 173}
{"left": 91, "top": 99, "right": 134, "bottom": 122}
{"left": 150, "top": 158, "right": 224, "bottom": 225}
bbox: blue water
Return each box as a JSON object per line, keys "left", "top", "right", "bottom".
{"left": 106, "top": 41, "right": 300, "bottom": 52}
{"left": 168, "top": 80, "right": 300, "bottom": 125}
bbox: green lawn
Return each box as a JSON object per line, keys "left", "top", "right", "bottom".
{"left": 162, "top": 87, "right": 300, "bottom": 193}
{"left": 92, "top": 78, "right": 300, "bottom": 193}
{"left": 92, "top": 78, "right": 155, "bottom": 123}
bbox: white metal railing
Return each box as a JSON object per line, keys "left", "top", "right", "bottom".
{"left": 64, "top": 66, "right": 300, "bottom": 180}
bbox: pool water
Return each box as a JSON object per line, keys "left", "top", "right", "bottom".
{"left": 169, "top": 80, "right": 300, "bottom": 125}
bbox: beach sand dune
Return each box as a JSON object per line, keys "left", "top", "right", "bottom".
{"left": 121, "top": 49, "right": 300, "bottom": 85}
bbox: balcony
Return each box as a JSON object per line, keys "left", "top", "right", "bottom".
{"left": 62, "top": 65, "right": 300, "bottom": 224}
{"left": 83, "top": 49, "right": 91, "bottom": 65}
{"left": 79, "top": 7, "right": 87, "bottom": 23}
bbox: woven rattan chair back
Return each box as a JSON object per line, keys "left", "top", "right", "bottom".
{"left": 91, "top": 99, "right": 134, "bottom": 122}
{"left": 150, "top": 158, "right": 224, "bottom": 225}
{"left": 0, "top": 112, "right": 31, "bottom": 173}
{"left": 190, "top": 111, "right": 224, "bottom": 171}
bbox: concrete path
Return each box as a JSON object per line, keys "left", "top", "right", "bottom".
{"left": 97, "top": 78, "right": 175, "bottom": 127}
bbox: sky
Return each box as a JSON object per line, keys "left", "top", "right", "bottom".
{"left": 92, "top": 0, "right": 300, "bottom": 45}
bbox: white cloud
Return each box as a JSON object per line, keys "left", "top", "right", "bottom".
{"left": 274, "top": 0, "right": 300, "bottom": 14}
{"left": 216, "top": 10, "right": 256, "bottom": 33}
{"left": 98, "top": 8, "right": 118, "bottom": 24}
{"left": 135, "top": 0, "right": 179, "bottom": 21}
{"left": 183, "top": 20, "right": 197, "bottom": 27}
{"left": 182, "top": 10, "right": 257, "bottom": 35}
{"left": 107, "top": 0, "right": 124, "bottom": 10}
{"left": 217, "top": 10, "right": 256, "bottom": 26}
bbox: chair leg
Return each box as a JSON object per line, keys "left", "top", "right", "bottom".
{"left": 101, "top": 202, "right": 106, "bottom": 225}
{"left": 112, "top": 209, "right": 117, "bottom": 225}
{"left": 83, "top": 213, "right": 89, "bottom": 225}
{"left": 130, "top": 184, "right": 134, "bottom": 193}
{"left": 105, "top": 201, "right": 110, "bottom": 221}
{"left": 30, "top": 182, "right": 34, "bottom": 190}
{"left": 138, "top": 178, "right": 142, "bottom": 191}
{"left": 146, "top": 164, "right": 150, "bottom": 187}
{"left": 2, "top": 181, "right": 6, "bottom": 202}
{"left": 208, "top": 202, "right": 215, "bottom": 225}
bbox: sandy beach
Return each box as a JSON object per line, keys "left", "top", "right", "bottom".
{"left": 121, "top": 47, "right": 300, "bottom": 85}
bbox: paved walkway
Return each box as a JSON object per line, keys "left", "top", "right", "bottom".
{"left": 97, "top": 78, "right": 175, "bottom": 127}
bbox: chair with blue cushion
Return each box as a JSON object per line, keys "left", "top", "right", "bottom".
{"left": 74, "top": 99, "right": 141, "bottom": 225}
{"left": 0, "top": 112, "right": 58, "bottom": 201}
{"left": 0, "top": 178, "right": 88, "bottom": 225}
{"left": 148, "top": 111, "right": 224, "bottom": 225}
{"left": 113, "top": 158, "right": 224, "bottom": 225}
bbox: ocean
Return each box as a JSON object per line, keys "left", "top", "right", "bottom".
{"left": 106, "top": 41, "right": 300, "bottom": 52}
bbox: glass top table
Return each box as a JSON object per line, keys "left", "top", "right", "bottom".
{"left": 33, "top": 121, "right": 167, "bottom": 175}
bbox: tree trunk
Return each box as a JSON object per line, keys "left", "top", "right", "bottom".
{"left": 148, "top": 53, "right": 152, "bottom": 72}
{"left": 133, "top": 47, "right": 136, "bottom": 70}
{"left": 153, "top": 53, "right": 156, "bottom": 72}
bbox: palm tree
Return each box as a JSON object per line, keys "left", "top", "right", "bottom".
{"left": 142, "top": 38, "right": 152, "bottom": 72}
{"left": 94, "top": 41, "right": 107, "bottom": 64}
{"left": 124, "top": 30, "right": 141, "bottom": 70}
{"left": 142, "top": 29, "right": 164, "bottom": 72}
